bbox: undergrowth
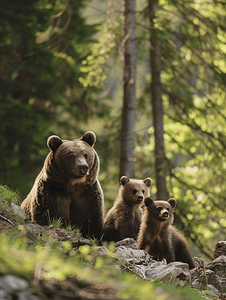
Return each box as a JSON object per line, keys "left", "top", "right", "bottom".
{"left": 0, "top": 184, "right": 21, "bottom": 208}
{"left": 0, "top": 232, "right": 205, "bottom": 300}
{"left": 0, "top": 185, "right": 205, "bottom": 300}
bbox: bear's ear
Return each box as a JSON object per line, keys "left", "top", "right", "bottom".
{"left": 81, "top": 131, "right": 96, "bottom": 147}
{"left": 143, "top": 178, "right": 152, "bottom": 187}
{"left": 47, "top": 135, "right": 63, "bottom": 152}
{"left": 167, "top": 198, "right": 177, "bottom": 208}
{"left": 144, "top": 197, "right": 154, "bottom": 207}
{"left": 120, "top": 176, "right": 130, "bottom": 186}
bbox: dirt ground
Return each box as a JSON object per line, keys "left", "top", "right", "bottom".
{"left": 0, "top": 209, "right": 16, "bottom": 233}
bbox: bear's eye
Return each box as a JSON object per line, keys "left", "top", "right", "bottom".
{"left": 166, "top": 208, "right": 170, "bottom": 212}
{"left": 69, "top": 154, "right": 76, "bottom": 160}
{"left": 132, "top": 189, "right": 137, "bottom": 195}
{"left": 156, "top": 207, "right": 162, "bottom": 213}
{"left": 84, "top": 153, "right": 88, "bottom": 159}
{"left": 142, "top": 190, "right": 145, "bottom": 194}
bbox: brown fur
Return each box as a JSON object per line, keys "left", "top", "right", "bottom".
{"left": 21, "top": 131, "right": 104, "bottom": 240}
{"left": 137, "top": 197, "right": 196, "bottom": 269}
{"left": 102, "top": 176, "right": 152, "bottom": 242}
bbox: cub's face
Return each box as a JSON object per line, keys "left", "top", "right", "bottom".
{"left": 120, "top": 176, "right": 152, "bottom": 204}
{"left": 47, "top": 131, "right": 96, "bottom": 183}
{"left": 144, "top": 197, "right": 176, "bottom": 222}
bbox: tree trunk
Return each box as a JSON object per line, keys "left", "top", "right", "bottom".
{"left": 120, "top": 0, "right": 136, "bottom": 179}
{"left": 149, "top": 0, "right": 168, "bottom": 199}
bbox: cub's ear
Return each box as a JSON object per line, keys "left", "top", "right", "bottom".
{"left": 47, "top": 135, "right": 63, "bottom": 152}
{"left": 167, "top": 198, "right": 177, "bottom": 208}
{"left": 81, "top": 131, "right": 96, "bottom": 147}
{"left": 120, "top": 176, "right": 130, "bottom": 186}
{"left": 143, "top": 178, "right": 152, "bottom": 187}
{"left": 144, "top": 197, "right": 154, "bottom": 207}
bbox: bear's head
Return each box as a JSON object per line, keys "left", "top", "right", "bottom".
{"left": 120, "top": 176, "right": 152, "bottom": 204}
{"left": 144, "top": 197, "right": 176, "bottom": 222}
{"left": 47, "top": 131, "right": 99, "bottom": 184}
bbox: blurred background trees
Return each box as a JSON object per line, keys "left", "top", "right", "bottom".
{"left": 0, "top": 0, "right": 105, "bottom": 194}
{"left": 1, "top": 0, "right": 226, "bottom": 259}
{"left": 120, "top": 0, "right": 136, "bottom": 179}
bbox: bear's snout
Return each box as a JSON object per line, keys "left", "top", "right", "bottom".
{"left": 79, "top": 163, "right": 89, "bottom": 175}
{"left": 138, "top": 196, "right": 143, "bottom": 202}
{"left": 162, "top": 210, "right": 169, "bottom": 218}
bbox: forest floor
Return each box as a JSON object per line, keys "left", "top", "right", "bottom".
{"left": 0, "top": 186, "right": 207, "bottom": 300}
{"left": 0, "top": 191, "right": 124, "bottom": 299}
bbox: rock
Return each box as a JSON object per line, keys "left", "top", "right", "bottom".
{"left": 0, "top": 289, "right": 12, "bottom": 300}
{"left": 143, "top": 261, "right": 190, "bottom": 286}
{"left": 206, "top": 284, "right": 220, "bottom": 296}
{"left": 92, "top": 246, "right": 109, "bottom": 258}
{"left": 206, "top": 255, "right": 226, "bottom": 277}
{"left": 38, "top": 280, "right": 79, "bottom": 299}
{"left": 190, "top": 278, "right": 201, "bottom": 289}
{"left": 116, "top": 246, "right": 190, "bottom": 286}
{"left": 115, "top": 238, "right": 137, "bottom": 249}
{"left": 191, "top": 268, "right": 222, "bottom": 291}
{"left": 11, "top": 203, "right": 25, "bottom": 219}
{"left": 69, "top": 237, "right": 93, "bottom": 248}
{"left": 39, "top": 281, "right": 57, "bottom": 295}
{"left": 17, "top": 290, "right": 42, "bottom": 300}
{"left": 213, "top": 241, "right": 226, "bottom": 259}
{"left": 129, "top": 263, "right": 149, "bottom": 279}
{"left": 109, "top": 265, "right": 122, "bottom": 274}
{"left": 194, "top": 256, "right": 208, "bottom": 268}
{"left": 203, "top": 270, "right": 222, "bottom": 290}
{"left": 116, "top": 246, "right": 154, "bottom": 278}
{"left": 1, "top": 275, "right": 29, "bottom": 293}
{"left": 220, "top": 277, "right": 226, "bottom": 288}
{"left": 116, "top": 246, "right": 153, "bottom": 265}
{"left": 24, "top": 222, "right": 42, "bottom": 241}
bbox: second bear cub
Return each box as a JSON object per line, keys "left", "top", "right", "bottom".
{"left": 137, "top": 197, "right": 195, "bottom": 269}
{"left": 102, "top": 176, "right": 152, "bottom": 242}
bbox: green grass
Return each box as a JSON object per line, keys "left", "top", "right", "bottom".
{"left": 0, "top": 232, "right": 204, "bottom": 300}
{"left": 0, "top": 184, "right": 21, "bottom": 207}
{"left": 0, "top": 185, "right": 204, "bottom": 300}
{"left": 49, "top": 218, "right": 63, "bottom": 228}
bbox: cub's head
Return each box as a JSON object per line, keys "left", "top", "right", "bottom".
{"left": 120, "top": 176, "right": 152, "bottom": 204}
{"left": 47, "top": 131, "right": 97, "bottom": 184}
{"left": 144, "top": 197, "right": 176, "bottom": 222}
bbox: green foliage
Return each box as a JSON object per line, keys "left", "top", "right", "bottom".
{"left": 1, "top": 0, "right": 225, "bottom": 262}
{"left": 0, "top": 229, "right": 203, "bottom": 299}
{"left": 79, "top": 3, "right": 120, "bottom": 87}
{"left": 0, "top": 235, "right": 34, "bottom": 280}
{"left": 64, "top": 224, "right": 81, "bottom": 236}
{"left": 0, "top": 0, "right": 109, "bottom": 197}
{"left": 49, "top": 218, "right": 63, "bottom": 229}
{"left": 135, "top": 0, "right": 226, "bottom": 258}
{"left": 118, "top": 279, "right": 203, "bottom": 300}
{"left": 0, "top": 185, "right": 21, "bottom": 206}
{"left": 197, "top": 289, "right": 219, "bottom": 300}
{"left": 0, "top": 185, "right": 202, "bottom": 299}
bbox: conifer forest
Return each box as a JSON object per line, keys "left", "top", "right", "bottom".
{"left": 1, "top": 0, "right": 226, "bottom": 269}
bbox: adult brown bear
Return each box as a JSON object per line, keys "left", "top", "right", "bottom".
{"left": 21, "top": 131, "right": 104, "bottom": 240}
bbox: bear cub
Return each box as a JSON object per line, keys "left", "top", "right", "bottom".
{"left": 102, "top": 176, "right": 152, "bottom": 243}
{"left": 21, "top": 131, "right": 104, "bottom": 240}
{"left": 137, "top": 197, "right": 195, "bottom": 269}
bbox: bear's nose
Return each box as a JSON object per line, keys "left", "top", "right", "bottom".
{"left": 162, "top": 211, "right": 169, "bottom": 218}
{"left": 138, "top": 196, "right": 143, "bottom": 202}
{"left": 80, "top": 164, "right": 89, "bottom": 175}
